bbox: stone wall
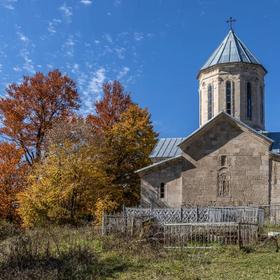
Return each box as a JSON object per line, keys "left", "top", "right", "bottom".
{"left": 139, "top": 115, "right": 271, "bottom": 208}
{"left": 140, "top": 158, "right": 194, "bottom": 208}
{"left": 181, "top": 118, "right": 270, "bottom": 206}
{"left": 270, "top": 157, "right": 280, "bottom": 205}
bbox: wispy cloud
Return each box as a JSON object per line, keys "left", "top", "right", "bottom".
{"left": 72, "top": 63, "right": 80, "bottom": 73}
{"left": 16, "top": 31, "right": 29, "bottom": 43}
{"left": 87, "top": 68, "right": 106, "bottom": 98}
{"left": 103, "top": 33, "right": 113, "bottom": 43}
{"left": 62, "top": 35, "right": 75, "bottom": 57}
{"left": 114, "top": 0, "right": 122, "bottom": 7}
{"left": 115, "top": 47, "right": 126, "bottom": 59}
{"left": 19, "top": 49, "right": 35, "bottom": 74}
{"left": 80, "top": 0, "right": 92, "bottom": 5}
{"left": 117, "top": 66, "right": 130, "bottom": 79}
{"left": 15, "top": 26, "right": 35, "bottom": 74}
{"left": 134, "top": 32, "right": 144, "bottom": 41}
{"left": 0, "top": 0, "right": 17, "bottom": 10}
{"left": 59, "top": 3, "right": 73, "bottom": 22}
{"left": 13, "top": 66, "right": 21, "bottom": 72}
{"left": 47, "top": 18, "right": 62, "bottom": 34}
{"left": 76, "top": 67, "right": 106, "bottom": 112}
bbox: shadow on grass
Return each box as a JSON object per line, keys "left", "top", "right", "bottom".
{"left": 0, "top": 231, "right": 131, "bottom": 280}
{"left": 0, "top": 249, "right": 130, "bottom": 280}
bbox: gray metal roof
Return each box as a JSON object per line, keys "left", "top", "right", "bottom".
{"left": 201, "top": 30, "right": 263, "bottom": 71}
{"left": 150, "top": 131, "right": 280, "bottom": 159}
{"left": 136, "top": 155, "right": 183, "bottom": 174}
{"left": 264, "top": 132, "right": 280, "bottom": 153}
{"left": 150, "top": 137, "right": 185, "bottom": 158}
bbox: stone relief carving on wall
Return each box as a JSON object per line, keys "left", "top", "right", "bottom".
{"left": 217, "top": 155, "right": 231, "bottom": 197}
{"left": 217, "top": 169, "right": 230, "bottom": 197}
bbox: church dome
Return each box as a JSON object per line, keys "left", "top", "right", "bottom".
{"left": 200, "top": 30, "right": 266, "bottom": 72}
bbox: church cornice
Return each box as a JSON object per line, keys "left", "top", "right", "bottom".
{"left": 197, "top": 62, "right": 267, "bottom": 80}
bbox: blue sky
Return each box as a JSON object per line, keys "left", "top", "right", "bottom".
{"left": 0, "top": 0, "right": 280, "bottom": 137}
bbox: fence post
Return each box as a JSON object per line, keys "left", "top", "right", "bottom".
{"left": 238, "top": 223, "right": 242, "bottom": 249}
{"left": 101, "top": 210, "right": 106, "bottom": 236}
{"left": 123, "top": 204, "right": 127, "bottom": 236}
{"left": 180, "top": 207, "right": 183, "bottom": 222}
{"left": 196, "top": 206, "right": 199, "bottom": 222}
{"left": 130, "top": 217, "right": 135, "bottom": 237}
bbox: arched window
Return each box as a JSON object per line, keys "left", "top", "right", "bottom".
{"left": 247, "top": 82, "right": 252, "bottom": 120}
{"left": 260, "top": 86, "right": 264, "bottom": 124}
{"left": 160, "top": 183, "right": 165, "bottom": 199}
{"left": 226, "top": 81, "right": 232, "bottom": 115}
{"left": 207, "top": 85, "right": 213, "bottom": 120}
{"left": 220, "top": 155, "right": 227, "bottom": 167}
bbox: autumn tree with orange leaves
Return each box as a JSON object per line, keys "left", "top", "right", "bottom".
{"left": 0, "top": 143, "right": 27, "bottom": 222}
{"left": 18, "top": 80, "right": 157, "bottom": 225}
{"left": 0, "top": 76, "right": 157, "bottom": 226}
{"left": 87, "top": 80, "right": 132, "bottom": 133}
{"left": 88, "top": 81, "right": 157, "bottom": 216}
{"left": 0, "top": 70, "right": 80, "bottom": 166}
{"left": 0, "top": 70, "right": 79, "bottom": 223}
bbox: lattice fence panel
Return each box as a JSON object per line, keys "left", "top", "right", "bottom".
{"left": 181, "top": 208, "right": 198, "bottom": 223}
{"left": 152, "top": 208, "right": 181, "bottom": 223}
{"left": 198, "top": 208, "right": 209, "bottom": 222}
{"left": 125, "top": 208, "right": 152, "bottom": 218}
{"left": 125, "top": 206, "right": 263, "bottom": 225}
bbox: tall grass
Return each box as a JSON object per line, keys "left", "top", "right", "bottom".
{"left": 0, "top": 224, "right": 279, "bottom": 280}
{"left": 0, "top": 226, "right": 102, "bottom": 280}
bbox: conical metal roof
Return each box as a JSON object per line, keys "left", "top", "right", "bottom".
{"left": 201, "top": 30, "right": 265, "bottom": 71}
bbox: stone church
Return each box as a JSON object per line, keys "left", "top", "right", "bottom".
{"left": 136, "top": 28, "right": 280, "bottom": 208}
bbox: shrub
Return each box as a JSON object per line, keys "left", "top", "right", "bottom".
{"left": 0, "top": 220, "right": 21, "bottom": 241}
{"left": 95, "top": 196, "right": 119, "bottom": 224}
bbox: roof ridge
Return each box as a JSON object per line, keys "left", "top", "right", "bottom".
{"left": 216, "top": 30, "right": 231, "bottom": 64}
{"left": 230, "top": 30, "right": 242, "bottom": 62}
{"left": 234, "top": 33, "right": 261, "bottom": 64}
{"left": 207, "top": 36, "right": 227, "bottom": 67}
{"left": 235, "top": 34, "right": 251, "bottom": 62}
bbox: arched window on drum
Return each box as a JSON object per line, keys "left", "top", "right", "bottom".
{"left": 246, "top": 82, "right": 252, "bottom": 120}
{"left": 208, "top": 84, "right": 213, "bottom": 120}
{"left": 225, "top": 81, "right": 234, "bottom": 115}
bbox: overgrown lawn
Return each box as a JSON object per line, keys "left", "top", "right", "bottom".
{"left": 0, "top": 224, "right": 280, "bottom": 279}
